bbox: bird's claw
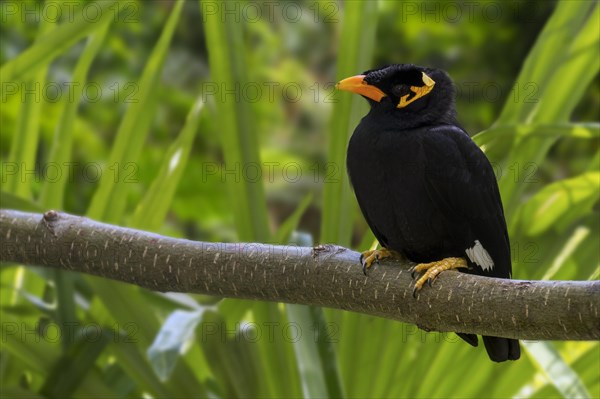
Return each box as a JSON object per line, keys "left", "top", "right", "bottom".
{"left": 360, "top": 252, "right": 381, "bottom": 275}
{"left": 359, "top": 248, "right": 398, "bottom": 275}
{"left": 412, "top": 285, "right": 419, "bottom": 298}
{"left": 412, "top": 278, "right": 431, "bottom": 298}
{"left": 362, "top": 261, "right": 372, "bottom": 276}
{"left": 410, "top": 257, "right": 468, "bottom": 298}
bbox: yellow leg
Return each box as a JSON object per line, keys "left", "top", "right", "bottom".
{"left": 360, "top": 248, "right": 400, "bottom": 275}
{"left": 411, "top": 257, "right": 468, "bottom": 296}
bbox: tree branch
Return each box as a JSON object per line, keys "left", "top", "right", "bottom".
{"left": 1, "top": 209, "right": 598, "bottom": 340}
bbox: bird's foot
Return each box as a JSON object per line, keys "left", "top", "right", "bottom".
{"left": 411, "top": 257, "right": 468, "bottom": 297}
{"left": 360, "top": 248, "right": 400, "bottom": 275}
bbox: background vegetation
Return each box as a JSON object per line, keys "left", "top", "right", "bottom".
{"left": 1, "top": 0, "right": 598, "bottom": 398}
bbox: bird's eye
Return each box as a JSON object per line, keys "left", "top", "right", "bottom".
{"left": 391, "top": 84, "right": 412, "bottom": 98}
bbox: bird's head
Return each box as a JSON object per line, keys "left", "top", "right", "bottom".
{"left": 337, "top": 64, "right": 456, "bottom": 127}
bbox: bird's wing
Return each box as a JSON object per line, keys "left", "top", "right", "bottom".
{"left": 419, "top": 125, "right": 512, "bottom": 278}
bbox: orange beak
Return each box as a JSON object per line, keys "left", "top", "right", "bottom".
{"left": 336, "top": 75, "right": 387, "bottom": 102}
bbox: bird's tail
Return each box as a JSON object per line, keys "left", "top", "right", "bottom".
{"left": 456, "top": 332, "right": 478, "bottom": 347}
{"left": 457, "top": 333, "right": 520, "bottom": 361}
{"left": 482, "top": 336, "right": 520, "bottom": 362}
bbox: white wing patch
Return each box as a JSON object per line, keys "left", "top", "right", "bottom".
{"left": 465, "top": 240, "right": 494, "bottom": 271}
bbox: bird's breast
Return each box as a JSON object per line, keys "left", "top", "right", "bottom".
{"left": 347, "top": 126, "right": 443, "bottom": 255}
{"left": 347, "top": 127, "right": 424, "bottom": 188}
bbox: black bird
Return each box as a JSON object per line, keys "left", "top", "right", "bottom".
{"left": 337, "top": 64, "right": 520, "bottom": 362}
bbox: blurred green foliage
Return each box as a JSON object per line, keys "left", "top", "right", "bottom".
{"left": 0, "top": 1, "right": 598, "bottom": 398}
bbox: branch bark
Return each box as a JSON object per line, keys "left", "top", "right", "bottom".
{"left": 1, "top": 209, "right": 598, "bottom": 340}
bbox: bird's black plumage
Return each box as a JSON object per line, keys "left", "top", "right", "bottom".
{"left": 340, "top": 64, "right": 520, "bottom": 362}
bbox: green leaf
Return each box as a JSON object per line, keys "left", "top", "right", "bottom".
{"left": 495, "top": 1, "right": 596, "bottom": 124}
{"left": 494, "top": 2, "right": 599, "bottom": 215}
{"left": 528, "top": 3, "right": 600, "bottom": 124}
{"left": 0, "top": 1, "right": 121, "bottom": 84}
{"left": 87, "top": 0, "right": 185, "bottom": 223}
{"left": 273, "top": 192, "right": 313, "bottom": 244}
{"left": 5, "top": 2, "right": 57, "bottom": 198}
{"left": 0, "top": 192, "right": 43, "bottom": 212}
{"left": 130, "top": 97, "right": 205, "bottom": 230}
{"left": 50, "top": 270, "right": 77, "bottom": 348}
{"left": 201, "top": 6, "right": 301, "bottom": 397}
{"left": 108, "top": 340, "right": 174, "bottom": 398}
{"left": 40, "top": 20, "right": 111, "bottom": 209}
{"left": 287, "top": 305, "right": 345, "bottom": 399}
{"left": 248, "top": 302, "right": 303, "bottom": 398}
{"left": 147, "top": 309, "right": 206, "bottom": 382}
{"left": 39, "top": 328, "right": 111, "bottom": 399}
{"left": 199, "top": 311, "right": 266, "bottom": 398}
{"left": 523, "top": 341, "right": 590, "bottom": 399}
{"left": 540, "top": 225, "right": 593, "bottom": 281}
{"left": 320, "top": 1, "right": 379, "bottom": 246}
{"left": 0, "top": 315, "right": 58, "bottom": 374}
{"left": 201, "top": 0, "right": 270, "bottom": 242}
{"left": 473, "top": 123, "right": 600, "bottom": 159}
{"left": 87, "top": 287, "right": 207, "bottom": 397}
{"left": 518, "top": 172, "right": 600, "bottom": 236}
